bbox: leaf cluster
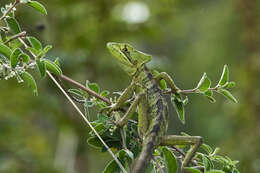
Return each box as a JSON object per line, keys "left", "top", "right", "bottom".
{"left": 0, "top": 0, "right": 61, "bottom": 96}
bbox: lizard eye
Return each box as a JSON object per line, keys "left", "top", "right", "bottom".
{"left": 122, "top": 47, "right": 128, "bottom": 52}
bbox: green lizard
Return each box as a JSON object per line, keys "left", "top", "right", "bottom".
{"left": 107, "top": 42, "right": 202, "bottom": 173}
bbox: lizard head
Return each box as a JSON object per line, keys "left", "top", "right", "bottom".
{"left": 107, "top": 42, "right": 152, "bottom": 76}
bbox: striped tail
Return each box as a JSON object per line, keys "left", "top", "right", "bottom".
{"left": 132, "top": 131, "right": 159, "bottom": 173}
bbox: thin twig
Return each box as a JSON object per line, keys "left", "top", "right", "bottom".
{"left": 60, "top": 74, "right": 111, "bottom": 105}
{"left": 0, "top": 0, "right": 20, "bottom": 21}
{"left": 53, "top": 75, "right": 85, "bottom": 104}
{"left": 180, "top": 87, "right": 218, "bottom": 94}
{"left": 4, "top": 31, "right": 26, "bottom": 44}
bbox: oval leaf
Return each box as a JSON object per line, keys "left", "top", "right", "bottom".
{"left": 172, "top": 96, "right": 185, "bottom": 124}
{"left": 26, "top": 47, "right": 39, "bottom": 56}
{"left": 196, "top": 73, "right": 211, "bottom": 92}
{"left": 101, "top": 90, "right": 110, "bottom": 97}
{"left": 11, "top": 48, "right": 22, "bottom": 68}
{"left": 19, "top": 53, "right": 30, "bottom": 63}
{"left": 88, "top": 82, "right": 100, "bottom": 93}
{"left": 87, "top": 137, "right": 103, "bottom": 148}
{"left": 200, "top": 144, "right": 213, "bottom": 154}
{"left": 20, "top": 71, "right": 38, "bottom": 96}
{"left": 207, "top": 170, "right": 225, "bottom": 173}
{"left": 5, "top": 17, "right": 21, "bottom": 34}
{"left": 27, "top": 1, "right": 47, "bottom": 15}
{"left": 159, "top": 79, "right": 167, "bottom": 90}
{"left": 0, "top": 43, "right": 12, "bottom": 59}
{"left": 218, "top": 65, "right": 229, "bottom": 86}
{"left": 27, "top": 36, "right": 42, "bottom": 51}
{"left": 224, "top": 81, "right": 236, "bottom": 89}
{"left": 185, "top": 168, "right": 202, "bottom": 173}
{"left": 103, "top": 160, "right": 120, "bottom": 173}
{"left": 162, "top": 147, "right": 178, "bottom": 173}
{"left": 218, "top": 89, "right": 237, "bottom": 103}
{"left": 202, "top": 155, "right": 214, "bottom": 172}
{"left": 36, "top": 59, "right": 46, "bottom": 77}
{"left": 0, "top": 29, "right": 7, "bottom": 42}
{"left": 42, "top": 45, "right": 52, "bottom": 55}
{"left": 43, "top": 59, "right": 62, "bottom": 76}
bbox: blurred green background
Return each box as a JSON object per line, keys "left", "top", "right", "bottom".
{"left": 0, "top": 0, "right": 259, "bottom": 172}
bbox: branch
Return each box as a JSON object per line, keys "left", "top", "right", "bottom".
{"left": 59, "top": 74, "right": 111, "bottom": 105}
{"left": 4, "top": 31, "right": 26, "bottom": 44}
{"left": 180, "top": 87, "right": 218, "bottom": 94}
{"left": 0, "top": 0, "right": 20, "bottom": 21}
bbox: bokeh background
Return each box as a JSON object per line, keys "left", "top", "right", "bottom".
{"left": 0, "top": 0, "right": 259, "bottom": 172}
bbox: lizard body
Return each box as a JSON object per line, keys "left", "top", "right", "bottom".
{"left": 107, "top": 42, "right": 202, "bottom": 173}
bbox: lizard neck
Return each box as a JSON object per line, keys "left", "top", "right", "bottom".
{"left": 134, "top": 65, "right": 155, "bottom": 88}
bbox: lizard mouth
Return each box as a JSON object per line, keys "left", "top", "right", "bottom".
{"left": 107, "top": 42, "right": 133, "bottom": 66}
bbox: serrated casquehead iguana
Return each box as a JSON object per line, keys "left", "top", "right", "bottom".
{"left": 107, "top": 42, "right": 202, "bottom": 173}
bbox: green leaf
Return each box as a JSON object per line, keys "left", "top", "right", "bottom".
{"left": 162, "top": 147, "right": 178, "bottom": 173}
{"left": 101, "top": 90, "right": 110, "bottom": 97}
{"left": 68, "top": 89, "right": 84, "bottom": 98}
{"left": 207, "top": 170, "right": 225, "bottom": 173}
{"left": 218, "top": 65, "right": 229, "bottom": 86}
{"left": 205, "top": 96, "right": 216, "bottom": 103}
{"left": 27, "top": 36, "right": 42, "bottom": 51}
{"left": 10, "top": 48, "right": 22, "bottom": 68}
{"left": 5, "top": 17, "right": 21, "bottom": 34}
{"left": 123, "top": 149, "right": 134, "bottom": 161}
{"left": 36, "top": 59, "right": 46, "bottom": 77}
{"left": 183, "top": 96, "right": 189, "bottom": 105}
{"left": 202, "top": 155, "right": 214, "bottom": 172}
{"left": 159, "top": 79, "right": 167, "bottom": 90}
{"left": 20, "top": 71, "right": 38, "bottom": 96}
{"left": 204, "top": 90, "right": 213, "bottom": 97}
{"left": 54, "top": 57, "right": 60, "bottom": 67}
{"left": 19, "top": 53, "right": 30, "bottom": 63}
{"left": 0, "top": 43, "right": 12, "bottom": 59}
{"left": 218, "top": 89, "right": 237, "bottom": 103}
{"left": 41, "top": 45, "right": 52, "bottom": 55}
{"left": 27, "top": 1, "right": 47, "bottom": 15}
{"left": 43, "top": 59, "right": 62, "bottom": 76}
{"left": 87, "top": 137, "right": 103, "bottom": 148}
{"left": 26, "top": 47, "right": 39, "bottom": 56}
{"left": 204, "top": 90, "right": 216, "bottom": 103}
{"left": 196, "top": 73, "right": 211, "bottom": 92}
{"left": 88, "top": 82, "right": 100, "bottom": 93}
{"left": 0, "top": 29, "right": 7, "bottom": 42}
{"left": 224, "top": 81, "right": 236, "bottom": 89}
{"left": 103, "top": 160, "right": 120, "bottom": 173}
{"left": 172, "top": 96, "right": 185, "bottom": 124}
{"left": 201, "top": 144, "right": 213, "bottom": 154}
{"left": 185, "top": 168, "right": 202, "bottom": 173}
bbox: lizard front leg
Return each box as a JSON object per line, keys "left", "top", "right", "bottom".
{"left": 155, "top": 72, "right": 179, "bottom": 93}
{"left": 116, "top": 93, "right": 145, "bottom": 127}
{"left": 160, "top": 135, "right": 203, "bottom": 170}
{"left": 103, "top": 79, "right": 135, "bottom": 113}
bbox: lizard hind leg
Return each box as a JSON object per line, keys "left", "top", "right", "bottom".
{"left": 160, "top": 135, "right": 203, "bottom": 170}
